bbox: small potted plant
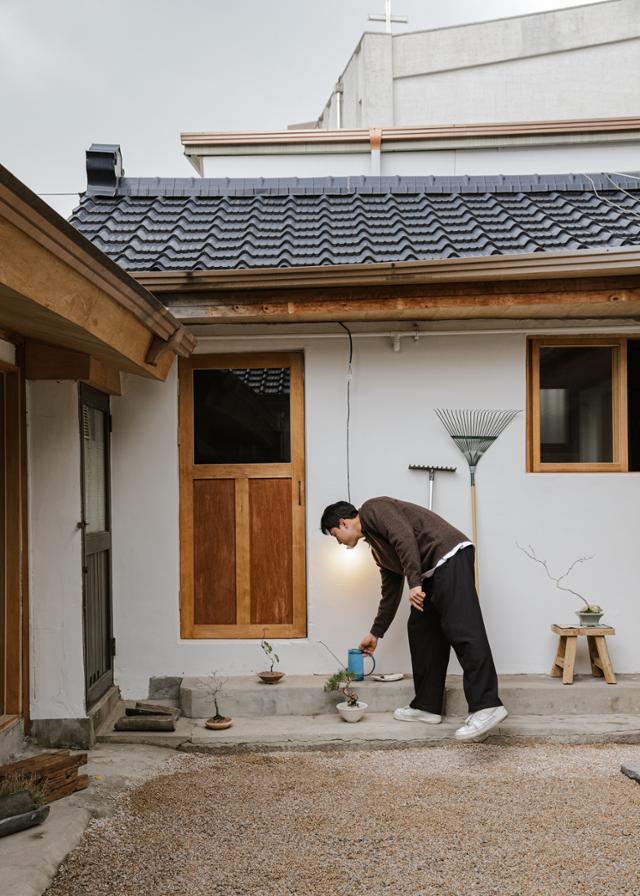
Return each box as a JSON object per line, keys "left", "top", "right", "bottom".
{"left": 0, "top": 773, "right": 49, "bottom": 838}
{"left": 324, "top": 669, "right": 368, "bottom": 722}
{"left": 518, "top": 544, "right": 605, "bottom": 626}
{"left": 203, "top": 671, "right": 233, "bottom": 730}
{"left": 258, "top": 639, "right": 284, "bottom": 684}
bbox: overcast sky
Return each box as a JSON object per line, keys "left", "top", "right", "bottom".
{"left": 1, "top": 0, "right": 609, "bottom": 216}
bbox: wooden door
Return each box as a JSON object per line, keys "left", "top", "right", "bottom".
{"left": 179, "top": 353, "right": 306, "bottom": 638}
{"left": 79, "top": 384, "right": 114, "bottom": 706}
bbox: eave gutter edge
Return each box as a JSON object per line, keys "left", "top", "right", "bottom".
{"left": 0, "top": 164, "right": 195, "bottom": 357}
{"left": 132, "top": 246, "right": 640, "bottom": 293}
{"left": 180, "top": 116, "right": 640, "bottom": 149}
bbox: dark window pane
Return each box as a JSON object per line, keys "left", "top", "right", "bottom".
{"left": 539, "top": 346, "right": 613, "bottom": 463}
{"left": 194, "top": 368, "right": 291, "bottom": 464}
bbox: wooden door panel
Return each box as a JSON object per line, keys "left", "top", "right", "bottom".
{"left": 193, "top": 479, "right": 236, "bottom": 625}
{"left": 249, "top": 478, "right": 293, "bottom": 625}
{"left": 180, "top": 352, "right": 306, "bottom": 639}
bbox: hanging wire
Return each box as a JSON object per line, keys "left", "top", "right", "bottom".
{"left": 580, "top": 172, "right": 640, "bottom": 223}
{"left": 602, "top": 172, "right": 640, "bottom": 207}
{"left": 338, "top": 322, "right": 353, "bottom": 502}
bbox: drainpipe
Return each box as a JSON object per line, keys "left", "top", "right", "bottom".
{"left": 335, "top": 81, "right": 343, "bottom": 129}
{"left": 369, "top": 128, "right": 382, "bottom": 176}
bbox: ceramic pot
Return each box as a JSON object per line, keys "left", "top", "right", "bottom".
{"left": 576, "top": 610, "right": 604, "bottom": 627}
{"left": 336, "top": 701, "right": 367, "bottom": 723}
{"left": 258, "top": 671, "right": 285, "bottom": 684}
{"left": 205, "top": 717, "right": 233, "bottom": 730}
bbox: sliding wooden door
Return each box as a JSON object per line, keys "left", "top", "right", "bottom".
{"left": 179, "top": 353, "right": 306, "bottom": 638}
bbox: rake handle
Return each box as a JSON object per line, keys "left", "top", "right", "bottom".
{"left": 470, "top": 483, "right": 479, "bottom": 594}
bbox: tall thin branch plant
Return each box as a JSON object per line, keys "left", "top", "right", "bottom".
{"left": 517, "top": 543, "right": 602, "bottom": 613}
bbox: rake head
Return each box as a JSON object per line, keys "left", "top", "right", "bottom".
{"left": 435, "top": 408, "right": 519, "bottom": 483}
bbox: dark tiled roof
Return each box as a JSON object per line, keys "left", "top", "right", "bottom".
{"left": 69, "top": 173, "right": 640, "bottom": 271}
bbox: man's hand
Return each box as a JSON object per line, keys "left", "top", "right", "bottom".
{"left": 409, "top": 586, "right": 425, "bottom": 612}
{"left": 359, "top": 633, "right": 378, "bottom": 655}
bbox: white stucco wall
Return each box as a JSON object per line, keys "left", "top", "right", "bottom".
{"left": 110, "top": 332, "right": 640, "bottom": 699}
{"left": 393, "top": 41, "right": 640, "bottom": 127}
{"left": 379, "top": 141, "right": 640, "bottom": 177}
{"left": 201, "top": 152, "right": 372, "bottom": 179}
{"left": 28, "top": 381, "right": 86, "bottom": 719}
{"left": 198, "top": 138, "right": 640, "bottom": 181}
{"left": 318, "top": 0, "right": 640, "bottom": 128}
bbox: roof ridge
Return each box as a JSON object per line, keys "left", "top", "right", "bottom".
{"left": 87, "top": 172, "right": 640, "bottom": 200}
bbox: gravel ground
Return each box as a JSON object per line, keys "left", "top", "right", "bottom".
{"left": 46, "top": 744, "right": 640, "bottom": 896}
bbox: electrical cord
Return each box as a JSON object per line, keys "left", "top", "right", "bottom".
{"left": 338, "top": 322, "right": 353, "bottom": 503}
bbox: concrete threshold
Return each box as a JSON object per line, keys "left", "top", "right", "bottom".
{"left": 98, "top": 710, "right": 640, "bottom": 754}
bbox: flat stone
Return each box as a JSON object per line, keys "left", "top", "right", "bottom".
{"left": 148, "top": 677, "right": 182, "bottom": 700}
{"left": 621, "top": 763, "right": 640, "bottom": 782}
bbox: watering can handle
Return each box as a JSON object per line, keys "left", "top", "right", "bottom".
{"left": 364, "top": 654, "right": 376, "bottom": 676}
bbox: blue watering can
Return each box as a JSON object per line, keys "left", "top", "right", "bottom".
{"left": 347, "top": 648, "right": 376, "bottom": 681}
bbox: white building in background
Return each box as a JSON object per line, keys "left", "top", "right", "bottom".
{"left": 305, "top": 0, "right": 640, "bottom": 131}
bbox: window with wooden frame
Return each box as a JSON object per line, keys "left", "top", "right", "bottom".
{"left": 527, "top": 336, "right": 640, "bottom": 473}
{"left": 178, "top": 352, "right": 307, "bottom": 639}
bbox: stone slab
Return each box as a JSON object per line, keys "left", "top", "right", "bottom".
{"left": 148, "top": 677, "right": 182, "bottom": 700}
{"left": 98, "top": 715, "right": 193, "bottom": 750}
{"left": 620, "top": 763, "right": 640, "bottom": 782}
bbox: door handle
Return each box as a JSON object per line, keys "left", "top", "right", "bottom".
{"left": 76, "top": 521, "right": 88, "bottom": 530}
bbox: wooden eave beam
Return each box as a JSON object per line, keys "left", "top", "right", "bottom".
{"left": 0, "top": 166, "right": 195, "bottom": 380}
{"left": 25, "top": 341, "right": 122, "bottom": 395}
{"left": 158, "top": 276, "right": 640, "bottom": 324}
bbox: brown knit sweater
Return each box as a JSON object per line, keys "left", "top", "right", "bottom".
{"left": 359, "top": 496, "right": 469, "bottom": 638}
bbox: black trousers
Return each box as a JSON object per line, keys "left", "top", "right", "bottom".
{"left": 408, "top": 546, "right": 502, "bottom": 715}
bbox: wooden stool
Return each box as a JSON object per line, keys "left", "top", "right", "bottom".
{"left": 550, "top": 624, "right": 617, "bottom": 685}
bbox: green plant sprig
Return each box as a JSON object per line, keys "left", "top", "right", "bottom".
{"left": 261, "top": 639, "right": 280, "bottom": 673}
{"left": 324, "top": 669, "right": 359, "bottom": 707}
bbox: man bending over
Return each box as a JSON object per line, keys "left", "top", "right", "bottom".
{"left": 320, "top": 496, "right": 507, "bottom": 742}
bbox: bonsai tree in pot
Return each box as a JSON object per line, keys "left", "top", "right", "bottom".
{"left": 324, "top": 669, "right": 367, "bottom": 722}
{"left": 258, "top": 639, "right": 284, "bottom": 684}
{"left": 518, "top": 543, "right": 604, "bottom": 626}
{"left": 203, "top": 671, "right": 233, "bottom": 730}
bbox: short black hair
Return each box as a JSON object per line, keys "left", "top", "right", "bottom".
{"left": 320, "top": 501, "right": 359, "bottom": 534}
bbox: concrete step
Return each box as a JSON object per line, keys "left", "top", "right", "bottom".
{"left": 179, "top": 673, "right": 640, "bottom": 719}
{"left": 182, "top": 713, "right": 640, "bottom": 753}
{"left": 96, "top": 697, "right": 188, "bottom": 748}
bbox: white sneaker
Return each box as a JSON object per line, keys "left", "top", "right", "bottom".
{"left": 455, "top": 705, "right": 508, "bottom": 742}
{"left": 393, "top": 706, "right": 442, "bottom": 724}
